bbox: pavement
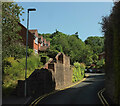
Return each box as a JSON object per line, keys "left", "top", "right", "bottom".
{"left": 2, "top": 95, "right": 32, "bottom": 105}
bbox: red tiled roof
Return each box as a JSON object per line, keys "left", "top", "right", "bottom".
{"left": 29, "top": 29, "right": 37, "bottom": 33}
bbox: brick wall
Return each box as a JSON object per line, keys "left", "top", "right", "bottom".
{"left": 39, "top": 36, "right": 43, "bottom": 43}
{"left": 29, "top": 30, "right": 39, "bottom": 53}
{"left": 16, "top": 68, "right": 55, "bottom": 97}
{"left": 55, "top": 63, "right": 64, "bottom": 89}
{"left": 33, "top": 40, "right": 38, "bottom": 51}
{"left": 47, "top": 52, "right": 72, "bottom": 89}
{"left": 64, "top": 56, "right": 72, "bottom": 87}
{"left": 43, "top": 39, "right": 46, "bottom": 46}
{"left": 46, "top": 41, "right": 50, "bottom": 47}
{"left": 16, "top": 52, "right": 72, "bottom": 97}
{"left": 18, "top": 22, "right": 34, "bottom": 49}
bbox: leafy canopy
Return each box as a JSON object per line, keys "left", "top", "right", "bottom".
{"left": 2, "top": 2, "right": 24, "bottom": 59}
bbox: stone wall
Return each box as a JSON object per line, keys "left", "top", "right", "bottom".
{"left": 16, "top": 68, "right": 55, "bottom": 97}
{"left": 55, "top": 63, "right": 64, "bottom": 89}
{"left": 52, "top": 53, "right": 72, "bottom": 89}
{"left": 16, "top": 52, "right": 72, "bottom": 97}
{"left": 64, "top": 56, "right": 72, "bottom": 87}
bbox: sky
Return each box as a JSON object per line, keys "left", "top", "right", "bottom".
{"left": 17, "top": 2, "right": 114, "bottom": 41}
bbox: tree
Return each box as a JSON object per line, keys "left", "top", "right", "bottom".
{"left": 74, "top": 32, "right": 79, "bottom": 39}
{"left": 92, "top": 53, "right": 98, "bottom": 64}
{"left": 81, "top": 45, "right": 93, "bottom": 65}
{"left": 2, "top": 2, "right": 24, "bottom": 59}
{"left": 39, "top": 30, "right": 95, "bottom": 65}
{"left": 84, "top": 36, "right": 104, "bottom": 54}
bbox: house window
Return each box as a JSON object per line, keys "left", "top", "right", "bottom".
{"left": 34, "top": 49, "right": 38, "bottom": 54}
{"left": 39, "top": 38, "right": 41, "bottom": 42}
{"left": 35, "top": 37, "right": 38, "bottom": 44}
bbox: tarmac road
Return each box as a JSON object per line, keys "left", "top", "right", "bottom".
{"left": 35, "top": 73, "right": 105, "bottom": 104}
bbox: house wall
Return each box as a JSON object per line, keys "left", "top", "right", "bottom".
{"left": 18, "top": 22, "right": 50, "bottom": 53}
{"left": 18, "top": 22, "right": 34, "bottom": 49}
{"left": 33, "top": 40, "right": 38, "bottom": 53}
{"left": 35, "top": 30, "right": 39, "bottom": 37}
{"left": 38, "top": 36, "right": 50, "bottom": 51}
{"left": 38, "top": 43, "right": 41, "bottom": 50}
{"left": 46, "top": 41, "right": 50, "bottom": 47}
{"left": 29, "top": 30, "right": 39, "bottom": 54}
{"left": 40, "top": 36, "right": 44, "bottom": 42}
{"left": 43, "top": 39, "right": 46, "bottom": 46}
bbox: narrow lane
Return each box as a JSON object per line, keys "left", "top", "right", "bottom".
{"left": 37, "top": 73, "right": 105, "bottom": 104}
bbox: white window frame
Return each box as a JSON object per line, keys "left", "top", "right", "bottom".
{"left": 35, "top": 37, "right": 38, "bottom": 44}
{"left": 34, "top": 49, "right": 38, "bottom": 54}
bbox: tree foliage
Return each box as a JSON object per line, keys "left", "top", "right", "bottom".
{"left": 84, "top": 36, "right": 104, "bottom": 54}
{"left": 2, "top": 2, "right": 24, "bottom": 59}
{"left": 39, "top": 30, "right": 105, "bottom": 65}
{"left": 39, "top": 30, "right": 94, "bottom": 64}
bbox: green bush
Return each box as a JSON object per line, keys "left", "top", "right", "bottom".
{"left": 96, "top": 59, "right": 105, "bottom": 68}
{"left": 47, "top": 48, "right": 59, "bottom": 58}
{"left": 74, "top": 62, "right": 81, "bottom": 68}
{"left": 2, "top": 54, "right": 43, "bottom": 96}
{"left": 72, "top": 62, "right": 85, "bottom": 83}
{"left": 3, "top": 43, "right": 26, "bottom": 59}
{"left": 27, "top": 48, "right": 33, "bottom": 56}
{"left": 41, "top": 56, "right": 49, "bottom": 62}
{"left": 39, "top": 53, "right": 47, "bottom": 57}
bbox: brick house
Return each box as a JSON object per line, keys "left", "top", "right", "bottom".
{"left": 18, "top": 22, "right": 50, "bottom": 54}
{"left": 38, "top": 36, "right": 50, "bottom": 52}
{"left": 18, "top": 22, "right": 34, "bottom": 49}
{"left": 29, "top": 29, "right": 39, "bottom": 54}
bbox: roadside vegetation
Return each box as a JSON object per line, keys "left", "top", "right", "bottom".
{"left": 101, "top": 1, "right": 120, "bottom": 104}
{"left": 2, "top": 2, "right": 48, "bottom": 96}
{"left": 72, "top": 62, "right": 85, "bottom": 83}
{"left": 2, "top": 53, "right": 44, "bottom": 96}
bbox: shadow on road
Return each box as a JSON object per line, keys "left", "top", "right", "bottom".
{"left": 35, "top": 73, "right": 105, "bottom": 104}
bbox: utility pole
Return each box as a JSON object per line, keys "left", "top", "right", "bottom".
{"left": 25, "top": 8, "right": 36, "bottom": 97}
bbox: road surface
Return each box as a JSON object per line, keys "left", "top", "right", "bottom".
{"left": 34, "top": 73, "right": 105, "bottom": 104}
